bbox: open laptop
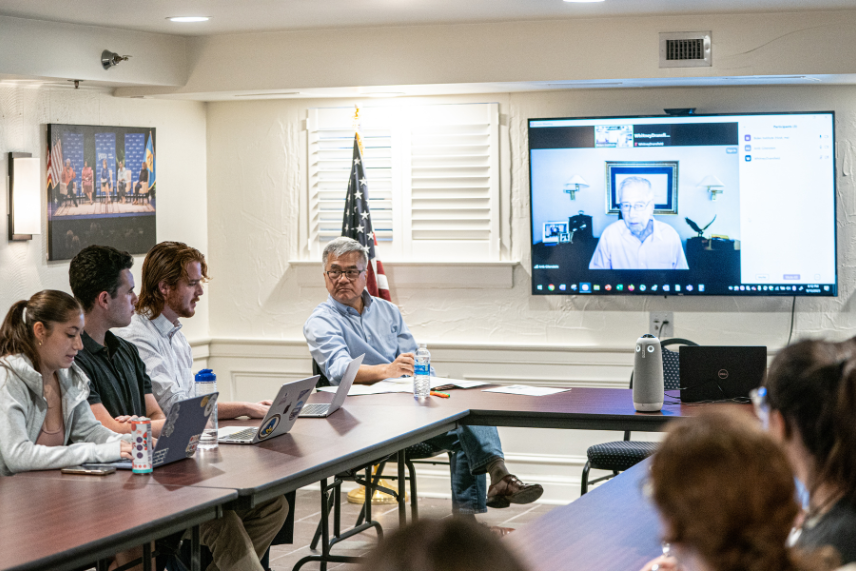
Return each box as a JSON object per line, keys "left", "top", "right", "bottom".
{"left": 107, "top": 393, "right": 217, "bottom": 470}
{"left": 218, "top": 375, "right": 319, "bottom": 444}
{"left": 679, "top": 346, "right": 767, "bottom": 402}
{"left": 300, "top": 354, "right": 364, "bottom": 418}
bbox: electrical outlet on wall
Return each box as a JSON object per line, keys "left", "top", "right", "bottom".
{"left": 650, "top": 312, "right": 674, "bottom": 338}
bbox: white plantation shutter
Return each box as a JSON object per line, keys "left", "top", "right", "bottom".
{"left": 307, "top": 103, "right": 499, "bottom": 260}
{"left": 405, "top": 103, "right": 499, "bottom": 259}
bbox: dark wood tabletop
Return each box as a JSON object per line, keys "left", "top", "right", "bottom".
{"left": 506, "top": 459, "right": 662, "bottom": 571}
{"left": 344, "top": 387, "right": 699, "bottom": 431}
{"left": 0, "top": 474, "right": 236, "bottom": 571}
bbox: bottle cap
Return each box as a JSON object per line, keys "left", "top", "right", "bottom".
{"left": 195, "top": 368, "right": 216, "bottom": 383}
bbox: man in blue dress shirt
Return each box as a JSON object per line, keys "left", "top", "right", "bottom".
{"left": 304, "top": 237, "right": 543, "bottom": 519}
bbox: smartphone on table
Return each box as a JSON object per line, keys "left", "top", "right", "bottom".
{"left": 61, "top": 464, "right": 117, "bottom": 476}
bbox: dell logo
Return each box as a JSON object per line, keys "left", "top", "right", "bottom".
{"left": 718, "top": 369, "right": 729, "bottom": 380}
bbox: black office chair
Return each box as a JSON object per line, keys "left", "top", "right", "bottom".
{"left": 580, "top": 338, "right": 699, "bottom": 495}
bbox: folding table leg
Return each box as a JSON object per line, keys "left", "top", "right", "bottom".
{"left": 397, "top": 450, "right": 407, "bottom": 527}
{"left": 191, "top": 525, "right": 201, "bottom": 571}
{"left": 142, "top": 542, "right": 152, "bottom": 571}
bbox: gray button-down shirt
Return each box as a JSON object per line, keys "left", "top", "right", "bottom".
{"left": 115, "top": 313, "right": 193, "bottom": 415}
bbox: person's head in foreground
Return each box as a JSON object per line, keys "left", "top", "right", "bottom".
{"left": 0, "top": 290, "right": 84, "bottom": 374}
{"left": 647, "top": 409, "right": 838, "bottom": 571}
{"left": 763, "top": 338, "right": 856, "bottom": 564}
{"left": 360, "top": 517, "right": 529, "bottom": 571}
{"left": 618, "top": 176, "right": 655, "bottom": 235}
{"left": 136, "top": 241, "right": 209, "bottom": 321}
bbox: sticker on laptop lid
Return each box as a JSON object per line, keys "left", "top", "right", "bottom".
{"left": 290, "top": 401, "right": 305, "bottom": 421}
{"left": 162, "top": 404, "right": 180, "bottom": 438}
{"left": 258, "top": 414, "right": 281, "bottom": 440}
{"left": 201, "top": 394, "right": 218, "bottom": 418}
{"left": 185, "top": 434, "right": 200, "bottom": 457}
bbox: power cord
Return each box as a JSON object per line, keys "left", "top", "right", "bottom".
{"left": 659, "top": 320, "right": 670, "bottom": 339}
{"left": 786, "top": 296, "right": 797, "bottom": 346}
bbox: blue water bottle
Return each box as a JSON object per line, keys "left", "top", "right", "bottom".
{"left": 195, "top": 369, "right": 218, "bottom": 450}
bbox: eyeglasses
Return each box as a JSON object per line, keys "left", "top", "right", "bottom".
{"left": 326, "top": 269, "right": 366, "bottom": 281}
{"left": 619, "top": 201, "right": 652, "bottom": 213}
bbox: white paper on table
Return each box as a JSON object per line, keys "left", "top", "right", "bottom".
{"left": 316, "top": 382, "right": 411, "bottom": 396}
{"left": 388, "top": 376, "right": 489, "bottom": 389}
{"left": 482, "top": 384, "right": 571, "bottom": 397}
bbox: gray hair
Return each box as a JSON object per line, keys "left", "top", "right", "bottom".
{"left": 322, "top": 237, "right": 369, "bottom": 267}
{"left": 618, "top": 176, "right": 653, "bottom": 202}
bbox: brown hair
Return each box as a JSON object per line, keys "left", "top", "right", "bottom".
{"left": 135, "top": 241, "right": 209, "bottom": 318}
{"left": 765, "top": 339, "right": 856, "bottom": 507}
{"left": 651, "top": 409, "right": 836, "bottom": 571}
{"left": 360, "top": 517, "right": 529, "bottom": 571}
{"left": 0, "top": 290, "right": 83, "bottom": 372}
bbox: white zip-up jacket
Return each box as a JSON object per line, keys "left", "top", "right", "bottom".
{"left": 0, "top": 354, "right": 125, "bottom": 476}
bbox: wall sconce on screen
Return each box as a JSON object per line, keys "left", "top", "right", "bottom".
{"left": 8, "top": 153, "right": 41, "bottom": 241}
{"left": 563, "top": 175, "right": 589, "bottom": 200}
{"left": 699, "top": 174, "right": 725, "bottom": 201}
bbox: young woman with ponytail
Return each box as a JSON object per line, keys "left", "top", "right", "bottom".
{"left": 0, "top": 290, "right": 132, "bottom": 476}
{"left": 764, "top": 338, "right": 856, "bottom": 565}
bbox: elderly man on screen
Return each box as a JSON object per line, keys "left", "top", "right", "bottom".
{"left": 304, "top": 237, "right": 544, "bottom": 524}
{"left": 589, "top": 176, "right": 689, "bottom": 270}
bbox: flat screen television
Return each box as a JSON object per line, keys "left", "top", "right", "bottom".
{"left": 528, "top": 112, "right": 837, "bottom": 296}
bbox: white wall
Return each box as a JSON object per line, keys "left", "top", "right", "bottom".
{"left": 0, "top": 15, "right": 187, "bottom": 87}
{"left": 206, "top": 85, "right": 856, "bottom": 349}
{"left": 0, "top": 84, "right": 210, "bottom": 341}
{"left": 203, "top": 84, "right": 856, "bottom": 502}
{"left": 117, "top": 10, "right": 856, "bottom": 98}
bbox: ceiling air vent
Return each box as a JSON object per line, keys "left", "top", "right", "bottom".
{"left": 659, "top": 32, "right": 712, "bottom": 68}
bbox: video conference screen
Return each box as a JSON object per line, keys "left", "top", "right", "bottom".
{"left": 528, "top": 112, "right": 838, "bottom": 296}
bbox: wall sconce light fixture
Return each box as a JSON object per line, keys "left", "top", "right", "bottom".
{"left": 563, "top": 175, "right": 589, "bottom": 200}
{"left": 8, "top": 153, "right": 41, "bottom": 241}
{"left": 700, "top": 174, "right": 725, "bottom": 201}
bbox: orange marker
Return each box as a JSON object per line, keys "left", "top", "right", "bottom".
{"left": 430, "top": 391, "right": 451, "bottom": 398}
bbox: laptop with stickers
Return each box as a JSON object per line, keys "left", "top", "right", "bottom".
{"left": 299, "top": 354, "right": 364, "bottom": 418}
{"left": 217, "top": 376, "right": 319, "bottom": 445}
{"left": 107, "top": 393, "right": 218, "bottom": 470}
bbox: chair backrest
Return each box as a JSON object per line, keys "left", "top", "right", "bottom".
{"left": 311, "top": 358, "right": 332, "bottom": 388}
{"left": 629, "top": 337, "right": 699, "bottom": 391}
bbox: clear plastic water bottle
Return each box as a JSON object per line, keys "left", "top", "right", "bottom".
{"left": 195, "top": 369, "right": 218, "bottom": 450}
{"left": 414, "top": 344, "right": 431, "bottom": 399}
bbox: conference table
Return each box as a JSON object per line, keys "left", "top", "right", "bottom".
{"left": 0, "top": 387, "right": 704, "bottom": 571}
{"left": 507, "top": 459, "right": 661, "bottom": 571}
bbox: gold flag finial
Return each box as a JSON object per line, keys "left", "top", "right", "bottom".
{"left": 353, "top": 105, "right": 365, "bottom": 155}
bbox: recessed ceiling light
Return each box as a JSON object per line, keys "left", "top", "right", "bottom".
{"left": 168, "top": 16, "right": 210, "bottom": 23}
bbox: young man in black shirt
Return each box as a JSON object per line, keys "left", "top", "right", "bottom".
{"left": 69, "top": 245, "right": 167, "bottom": 436}
{"left": 69, "top": 244, "right": 288, "bottom": 571}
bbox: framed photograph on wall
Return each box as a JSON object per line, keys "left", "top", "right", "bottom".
{"left": 46, "top": 123, "right": 156, "bottom": 261}
{"left": 605, "top": 161, "right": 679, "bottom": 215}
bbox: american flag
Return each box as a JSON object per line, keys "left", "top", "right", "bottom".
{"left": 342, "top": 133, "right": 390, "bottom": 301}
{"left": 47, "top": 137, "right": 62, "bottom": 191}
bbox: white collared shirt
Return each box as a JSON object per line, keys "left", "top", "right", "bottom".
{"left": 114, "top": 313, "right": 193, "bottom": 415}
{"left": 589, "top": 219, "right": 689, "bottom": 270}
